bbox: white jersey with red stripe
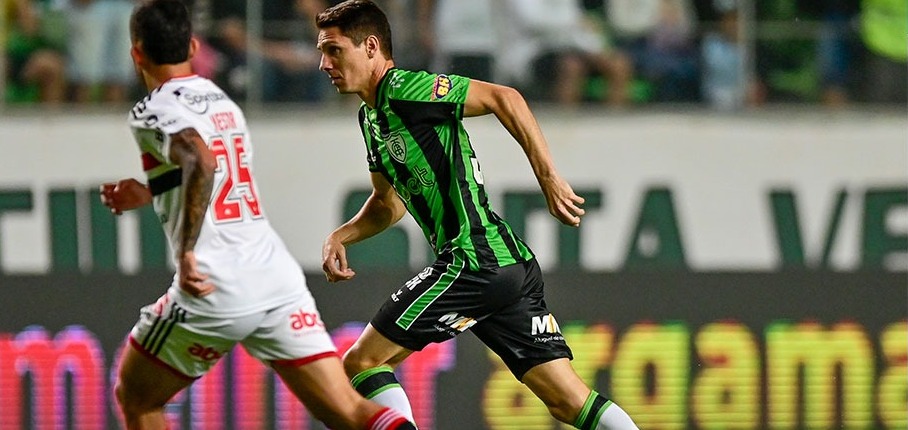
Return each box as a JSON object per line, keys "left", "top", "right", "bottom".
{"left": 128, "top": 75, "right": 304, "bottom": 318}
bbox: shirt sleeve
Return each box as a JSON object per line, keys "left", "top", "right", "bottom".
{"left": 130, "top": 92, "right": 198, "bottom": 166}
{"left": 387, "top": 70, "right": 471, "bottom": 108}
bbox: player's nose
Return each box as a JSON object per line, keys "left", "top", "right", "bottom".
{"left": 319, "top": 54, "right": 332, "bottom": 71}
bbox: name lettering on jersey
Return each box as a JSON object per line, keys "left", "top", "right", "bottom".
{"left": 210, "top": 112, "right": 237, "bottom": 132}
{"left": 173, "top": 87, "right": 227, "bottom": 114}
{"left": 387, "top": 132, "right": 407, "bottom": 163}
{"left": 437, "top": 312, "right": 477, "bottom": 333}
{"left": 432, "top": 74, "right": 452, "bottom": 100}
{"left": 531, "top": 314, "right": 562, "bottom": 336}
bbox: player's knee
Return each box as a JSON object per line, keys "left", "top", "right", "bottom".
{"left": 341, "top": 350, "right": 390, "bottom": 379}
{"left": 548, "top": 403, "right": 582, "bottom": 425}
{"left": 341, "top": 347, "right": 373, "bottom": 378}
{"left": 114, "top": 381, "right": 143, "bottom": 416}
{"left": 539, "top": 395, "right": 587, "bottom": 425}
{"left": 114, "top": 380, "right": 165, "bottom": 417}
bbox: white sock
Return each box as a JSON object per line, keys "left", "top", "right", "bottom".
{"left": 597, "top": 403, "right": 638, "bottom": 430}
{"left": 352, "top": 366, "right": 416, "bottom": 424}
{"left": 574, "top": 391, "right": 638, "bottom": 430}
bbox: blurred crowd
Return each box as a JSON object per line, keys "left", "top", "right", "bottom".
{"left": 2, "top": 0, "right": 906, "bottom": 109}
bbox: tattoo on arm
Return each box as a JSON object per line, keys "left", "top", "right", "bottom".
{"left": 169, "top": 128, "right": 216, "bottom": 255}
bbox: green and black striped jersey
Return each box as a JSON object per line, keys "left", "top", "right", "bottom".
{"left": 358, "top": 68, "right": 534, "bottom": 271}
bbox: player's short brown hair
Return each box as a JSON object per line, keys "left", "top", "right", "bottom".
{"left": 130, "top": 0, "right": 192, "bottom": 65}
{"left": 315, "top": 0, "right": 393, "bottom": 59}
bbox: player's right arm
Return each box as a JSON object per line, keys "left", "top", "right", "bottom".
{"left": 100, "top": 179, "right": 153, "bottom": 215}
{"left": 322, "top": 172, "right": 406, "bottom": 282}
{"left": 169, "top": 127, "right": 217, "bottom": 297}
{"left": 463, "top": 79, "right": 585, "bottom": 227}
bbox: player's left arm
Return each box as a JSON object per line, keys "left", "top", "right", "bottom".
{"left": 463, "top": 79, "right": 585, "bottom": 226}
{"left": 169, "top": 127, "right": 217, "bottom": 297}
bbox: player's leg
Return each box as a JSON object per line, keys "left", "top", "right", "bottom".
{"left": 343, "top": 323, "right": 416, "bottom": 422}
{"left": 521, "top": 359, "right": 638, "bottom": 430}
{"left": 115, "top": 341, "right": 195, "bottom": 430}
{"left": 471, "top": 259, "right": 638, "bottom": 430}
{"left": 272, "top": 354, "right": 415, "bottom": 430}
{"left": 343, "top": 254, "right": 482, "bottom": 424}
{"left": 116, "top": 294, "right": 233, "bottom": 430}
{"left": 244, "top": 290, "right": 416, "bottom": 429}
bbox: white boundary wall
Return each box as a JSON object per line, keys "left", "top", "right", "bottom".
{"left": 0, "top": 108, "right": 904, "bottom": 273}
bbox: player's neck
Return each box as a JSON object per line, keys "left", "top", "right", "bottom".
{"left": 361, "top": 60, "right": 395, "bottom": 108}
{"left": 143, "top": 63, "right": 195, "bottom": 91}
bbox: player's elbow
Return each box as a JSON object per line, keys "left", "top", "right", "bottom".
{"left": 492, "top": 85, "right": 525, "bottom": 111}
{"left": 197, "top": 151, "right": 217, "bottom": 176}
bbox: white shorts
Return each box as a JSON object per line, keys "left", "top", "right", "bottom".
{"left": 129, "top": 290, "right": 337, "bottom": 379}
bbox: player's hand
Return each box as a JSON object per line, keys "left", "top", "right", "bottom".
{"left": 541, "top": 175, "right": 586, "bottom": 227}
{"left": 178, "top": 251, "right": 215, "bottom": 297}
{"left": 99, "top": 179, "right": 152, "bottom": 215}
{"left": 322, "top": 236, "right": 356, "bottom": 282}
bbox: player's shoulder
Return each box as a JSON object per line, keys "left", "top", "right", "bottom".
{"left": 383, "top": 68, "right": 466, "bottom": 103}
{"left": 129, "top": 76, "right": 231, "bottom": 126}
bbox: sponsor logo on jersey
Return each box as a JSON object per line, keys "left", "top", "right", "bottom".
{"left": 290, "top": 309, "right": 325, "bottom": 330}
{"left": 531, "top": 313, "right": 562, "bottom": 335}
{"left": 387, "top": 132, "right": 407, "bottom": 163}
{"left": 188, "top": 343, "right": 224, "bottom": 361}
{"left": 437, "top": 312, "right": 477, "bottom": 333}
{"left": 173, "top": 87, "right": 227, "bottom": 114}
{"left": 432, "top": 74, "right": 452, "bottom": 100}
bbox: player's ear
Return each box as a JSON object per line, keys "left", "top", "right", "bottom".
{"left": 130, "top": 43, "right": 145, "bottom": 67}
{"left": 188, "top": 37, "right": 200, "bottom": 61}
{"left": 365, "top": 35, "right": 379, "bottom": 59}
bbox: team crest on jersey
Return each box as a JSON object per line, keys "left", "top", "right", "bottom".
{"left": 386, "top": 132, "right": 407, "bottom": 163}
{"left": 432, "top": 74, "right": 452, "bottom": 100}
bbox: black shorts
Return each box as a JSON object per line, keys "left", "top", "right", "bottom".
{"left": 370, "top": 252, "right": 573, "bottom": 380}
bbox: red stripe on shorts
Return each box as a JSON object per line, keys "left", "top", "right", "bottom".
{"left": 271, "top": 351, "right": 339, "bottom": 368}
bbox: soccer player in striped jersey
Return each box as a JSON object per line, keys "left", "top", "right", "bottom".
{"left": 316, "top": 1, "right": 639, "bottom": 429}
{"left": 99, "top": 1, "right": 415, "bottom": 429}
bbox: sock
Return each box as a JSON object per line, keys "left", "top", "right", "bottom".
{"left": 366, "top": 407, "right": 417, "bottom": 430}
{"left": 352, "top": 366, "right": 415, "bottom": 424}
{"left": 573, "top": 391, "right": 639, "bottom": 430}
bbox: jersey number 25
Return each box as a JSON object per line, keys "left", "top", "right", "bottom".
{"left": 210, "top": 134, "right": 262, "bottom": 223}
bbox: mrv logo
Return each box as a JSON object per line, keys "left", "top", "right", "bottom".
{"left": 438, "top": 313, "right": 477, "bottom": 332}
{"left": 531, "top": 314, "right": 562, "bottom": 335}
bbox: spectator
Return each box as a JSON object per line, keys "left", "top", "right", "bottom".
{"left": 803, "top": 0, "right": 860, "bottom": 107}
{"left": 858, "top": 0, "right": 906, "bottom": 104}
{"left": 606, "top": 0, "right": 700, "bottom": 102}
{"left": 752, "top": 0, "right": 820, "bottom": 103}
{"left": 497, "top": 0, "right": 633, "bottom": 106}
{"left": 377, "top": 0, "right": 430, "bottom": 71}
{"left": 415, "top": 0, "right": 496, "bottom": 82}
{"left": 3, "top": 0, "right": 66, "bottom": 105}
{"left": 207, "top": 0, "right": 330, "bottom": 103}
{"left": 700, "top": 0, "right": 761, "bottom": 110}
{"left": 62, "top": 0, "right": 135, "bottom": 103}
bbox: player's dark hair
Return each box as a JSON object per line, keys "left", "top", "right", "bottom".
{"left": 130, "top": 0, "right": 192, "bottom": 65}
{"left": 315, "top": 0, "right": 393, "bottom": 58}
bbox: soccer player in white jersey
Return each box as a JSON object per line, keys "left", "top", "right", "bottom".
{"left": 99, "top": 1, "right": 417, "bottom": 429}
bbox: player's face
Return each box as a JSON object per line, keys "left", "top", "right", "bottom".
{"left": 317, "top": 27, "right": 372, "bottom": 94}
